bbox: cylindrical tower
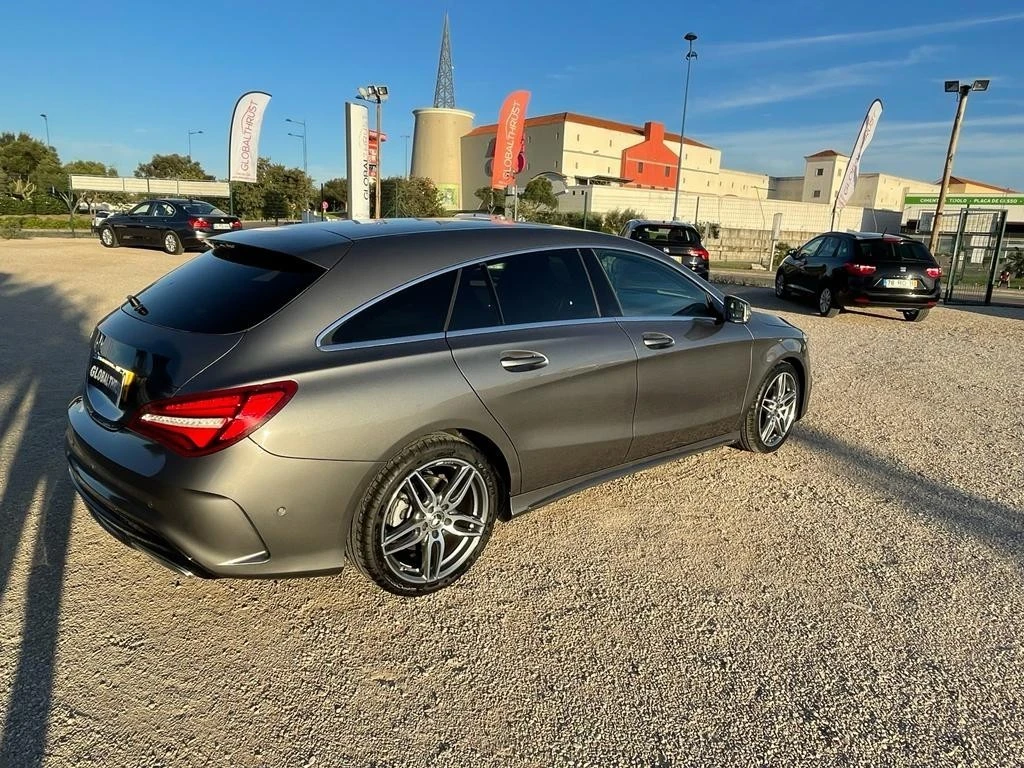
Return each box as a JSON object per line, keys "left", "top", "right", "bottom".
{"left": 411, "top": 107, "right": 474, "bottom": 210}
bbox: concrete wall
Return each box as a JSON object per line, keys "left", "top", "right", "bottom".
{"left": 558, "top": 184, "right": 901, "bottom": 262}
{"left": 411, "top": 108, "right": 475, "bottom": 209}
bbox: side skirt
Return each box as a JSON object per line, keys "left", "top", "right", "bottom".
{"left": 508, "top": 433, "right": 740, "bottom": 517}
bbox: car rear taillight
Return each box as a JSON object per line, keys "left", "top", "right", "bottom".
{"left": 926, "top": 266, "right": 942, "bottom": 278}
{"left": 128, "top": 381, "right": 297, "bottom": 457}
{"left": 844, "top": 263, "right": 877, "bottom": 276}
{"left": 231, "top": 220, "right": 242, "bottom": 230}
{"left": 189, "top": 217, "right": 208, "bottom": 230}
{"left": 693, "top": 246, "right": 710, "bottom": 260}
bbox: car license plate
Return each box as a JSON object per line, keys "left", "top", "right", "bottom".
{"left": 88, "top": 356, "right": 134, "bottom": 406}
{"left": 213, "top": 222, "right": 232, "bottom": 230}
{"left": 883, "top": 278, "right": 915, "bottom": 289}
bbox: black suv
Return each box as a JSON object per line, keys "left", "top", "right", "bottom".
{"left": 619, "top": 220, "right": 710, "bottom": 280}
{"left": 775, "top": 232, "right": 942, "bottom": 321}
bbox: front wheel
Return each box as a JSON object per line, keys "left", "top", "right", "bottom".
{"left": 902, "top": 309, "right": 930, "bottom": 322}
{"left": 162, "top": 231, "right": 184, "bottom": 255}
{"left": 99, "top": 226, "right": 118, "bottom": 248}
{"left": 775, "top": 270, "right": 790, "bottom": 299}
{"left": 737, "top": 362, "right": 801, "bottom": 453}
{"left": 816, "top": 285, "right": 840, "bottom": 318}
{"left": 349, "top": 433, "right": 501, "bottom": 596}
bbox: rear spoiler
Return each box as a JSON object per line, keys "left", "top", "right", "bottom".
{"left": 209, "top": 224, "right": 352, "bottom": 270}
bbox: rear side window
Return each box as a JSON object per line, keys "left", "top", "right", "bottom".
{"left": 130, "top": 245, "right": 325, "bottom": 333}
{"left": 329, "top": 271, "right": 457, "bottom": 346}
{"left": 858, "top": 240, "right": 936, "bottom": 263}
{"left": 449, "top": 264, "right": 502, "bottom": 331}
{"left": 486, "top": 249, "right": 598, "bottom": 325}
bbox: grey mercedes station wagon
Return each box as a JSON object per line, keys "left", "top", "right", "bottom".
{"left": 66, "top": 218, "right": 811, "bottom": 596}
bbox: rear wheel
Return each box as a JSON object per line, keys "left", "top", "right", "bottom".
{"left": 349, "top": 433, "right": 501, "bottom": 596}
{"left": 774, "top": 270, "right": 790, "bottom": 299}
{"left": 99, "top": 226, "right": 118, "bottom": 248}
{"left": 738, "top": 362, "right": 801, "bottom": 453}
{"left": 162, "top": 231, "right": 183, "bottom": 255}
{"left": 816, "top": 285, "right": 840, "bottom": 318}
{"left": 902, "top": 309, "right": 930, "bottom": 322}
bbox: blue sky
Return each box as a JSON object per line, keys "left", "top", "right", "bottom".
{"left": 1, "top": 0, "right": 1022, "bottom": 189}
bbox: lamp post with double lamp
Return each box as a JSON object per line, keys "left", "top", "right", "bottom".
{"left": 187, "top": 129, "right": 203, "bottom": 161}
{"left": 286, "top": 118, "right": 308, "bottom": 219}
{"left": 357, "top": 85, "right": 389, "bottom": 218}
{"left": 671, "top": 32, "right": 698, "bottom": 222}
{"left": 40, "top": 113, "right": 50, "bottom": 147}
{"left": 928, "top": 78, "right": 990, "bottom": 255}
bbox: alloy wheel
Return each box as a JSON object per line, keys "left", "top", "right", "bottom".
{"left": 758, "top": 371, "right": 798, "bottom": 448}
{"left": 101, "top": 228, "right": 113, "bottom": 246}
{"left": 164, "top": 233, "right": 178, "bottom": 253}
{"left": 818, "top": 287, "right": 833, "bottom": 315}
{"left": 380, "top": 458, "right": 489, "bottom": 585}
{"left": 775, "top": 272, "right": 786, "bottom": 297}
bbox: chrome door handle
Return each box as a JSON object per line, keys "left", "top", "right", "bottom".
{"left": 642, "top": 332, "right": 675, "bottom": 350}
{"left": 500, "top": 350, "right": 549, "bottom": 372}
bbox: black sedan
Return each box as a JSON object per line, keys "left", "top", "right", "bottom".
{"left": 775, "top": 231, "right": 942, "bottom": 321}
{"left": 98, "top": 199, "right": 240, "bottom": 254}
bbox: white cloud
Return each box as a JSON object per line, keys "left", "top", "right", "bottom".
{"left": 715, "top": 13, "right": 1024, "bottom": 56}
{"left": 702, "top": 47, "right": 939, "bottom": 111}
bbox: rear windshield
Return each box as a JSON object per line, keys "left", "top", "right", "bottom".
{"left": 632, "top": 225, "right": 700, "bottom": 246}
{"left": 858, "top": 240, "right": 936, "bottom": 263}
{"left": 127, "top": 245, "right": 325, "bottom": 333}
{"left": 182, "top": 201, "right": 228, "bottom": 215}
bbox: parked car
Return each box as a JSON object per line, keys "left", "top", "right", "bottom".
{"left": 91, "top": 210, "right": 112, "bottom": 233}
{"left": 775, "top": 231, "right": 942, "bottom": 321}
{"left": 619, "top": 219, "right": 710, "bottom": 279}
{"left": 97, "top": 198, "right": 241, "bottom": 254}
{"left": 66, "top": 219, "right": 810, "bottom": 595}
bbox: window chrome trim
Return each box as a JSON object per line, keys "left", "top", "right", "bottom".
{"left": 315, "top": 241, "right": 708, "bottom": 352}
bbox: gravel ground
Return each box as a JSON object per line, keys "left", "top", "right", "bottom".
{"left": 1, "top": 237, "right": 1023, "bottom": 768}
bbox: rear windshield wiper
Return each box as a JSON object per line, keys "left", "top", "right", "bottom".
{"left": 126, "top": 294, "right": 149, "bottom": 316}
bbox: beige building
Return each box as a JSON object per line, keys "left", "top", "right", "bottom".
{"left": 945, "top": 175, "right": 1019, "bottom": 195}
{"left": 460, "top": 112, "right": 769, "bottom": 204}
{"left": 769, "top": 149, "right": 938, "bottom": 211}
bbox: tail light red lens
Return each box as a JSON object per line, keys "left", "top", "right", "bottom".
{"left": 926, "top": 266, "right": 942, "bottom": 278}
{"left": 128, "top": 381, "right": 297, "bottom": 456}
{"left": 189, "top": 217, "right": 209, "bottom": 230}
{"left": 693, "top": 246, "right": 710, "bottom": 260}
{"left": 231, "top": 220, "right": 242, "bottom": 230}
{"left": 844, "top": 263, "right": 877, "bottom": 276}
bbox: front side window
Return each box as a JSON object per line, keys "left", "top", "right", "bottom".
{"left": 594, "top": 249, "right": 715, "bottom": 318}
{"left": 797, "top": 237, "right": 823, "bottom": 260}
{"left": 329, "top": 272, "right": 456, "bottom": 346}
{"left": 129, "top": 202, "right": 153, "bottom": 216}
{"left": 486, "top": 249, "right": 597, "bottom": 326}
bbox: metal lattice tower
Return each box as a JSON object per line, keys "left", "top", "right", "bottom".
{"left": 433, "top": 13, "right": 456, "bottom": 109}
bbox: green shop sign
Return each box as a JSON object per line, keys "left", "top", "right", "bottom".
{"left": 904, "top": 194, "right": 1024, "bottom": 206}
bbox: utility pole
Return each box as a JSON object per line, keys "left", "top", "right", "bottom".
{"left": 671, "top": 33, "right": 698, "bottom": 222}
{"left": 929, "top": 79, "right": 989, "bottom": 254}
{"left": 40, "top": 113, "right": 50, "bottom": 147}
{"left": 286, "top": 118, "right": 308, "bottom": 219}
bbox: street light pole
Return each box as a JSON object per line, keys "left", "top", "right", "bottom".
{"left": 671, "top": 32, "right": 698, "bottom": 222}
{"left": 187, "top": 129, "right": 203, "bottom": 161}
{"left": 40, "top": 113, "right": 50, "bottom": 147}
{"left": 356, "top": 85, "right": 389, "bottom": 219}
{"left": 286, "top": 118, "right": 308, "bottom": 219}
{"left": 928, "top": 79, "right": 988, "bottom": 255}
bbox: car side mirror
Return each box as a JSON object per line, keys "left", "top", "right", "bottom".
{"left": 724, "top": 295, "right": 751, "bottom": 324}
{"left": 788, "top": 249, "right": 797, "bottom": 258}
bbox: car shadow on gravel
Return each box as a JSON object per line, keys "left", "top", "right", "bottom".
{"left": 793, "top": 425, "right": 1024, "bottom": 562}
{"left": 0, "top": 272, "right": 87, "bottom": 767}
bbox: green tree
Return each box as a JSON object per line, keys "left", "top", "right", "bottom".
{"left": 63, "top": 159, "right": 118, "bottom": 177}
{"left": 230, "top": 157, "right": 315, "bottom": 220}
{"left": 474, "top": 186, "right": 505, "bottom": 213}
{"left": 135, "top": 153, "right": 213, "bottom": 181}
{"left": 0, "top": 132, "right": 62, "bottom": 196}
{"left": 323, "top": 178, "right": 348, "bottom": 212}
{"left": 377, "top": 176, "right": 444, "bottom": 218}
{"left": 601, "top": 207, "right": 643, "bottom": 235}
{"left": 1007, "top": 247, "right": 1024, "bottom": 278}
{"left": 521, "top": 177, "right": 558, "bottom": 210}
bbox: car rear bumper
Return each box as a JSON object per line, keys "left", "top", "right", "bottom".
{"left": 846, "top": 291, "right": 940, "bottom": 310}
{"left": 65, "top": 396, "right": 378, "bottom": 579}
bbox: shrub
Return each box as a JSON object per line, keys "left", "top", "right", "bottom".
{"left": 0, "top": 217, "right": 24, "bottom": 239}
{"left": 0, "top": 196, "right": 66, "bottom": 215}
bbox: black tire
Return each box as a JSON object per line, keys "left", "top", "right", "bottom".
{"left": 162, "top": 230, "right": 184, "bottom": 255}
{"left": 349, "top": 433, "right": 501, "bottom": 596}
{"left": 737, "top": 361, "right": 801, "bottom": 453}
{"left": 902, "top": 309, "right": 929, "bottom": 322}
{"left": 816, "top": 284, "right": 840, "bottom": 318}
{"left": 99, "top": 226, "right": 118, "bottom": 248}
{"left": 774, "top": 270, "right": 790, "bottom": 299}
